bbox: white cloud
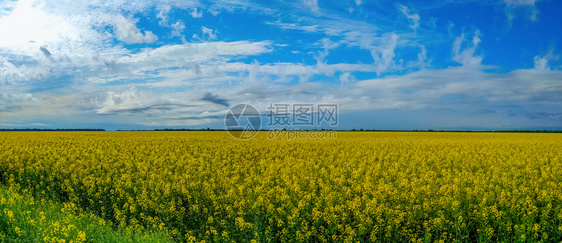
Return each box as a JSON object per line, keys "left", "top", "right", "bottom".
{"left": 355, "top": 0, "right": 362, "bottom": 6}
{"left": 0, "top": 84, "right": 37, "bottom": 113}
{"left": 534, "top": 49, "right": 559, "bottom": 71}
{"left": 317, "top": 31, "right": 401, "bottom": 76}
{"left": 354, "top": 65, "right": 562, "bottom": 115}
{"left": 190, "top": 8, "right": 203, "bottom": 18}
{"left": 0, "top": 0, "right": 105, "bottom": 49}
{"left": 452, "top": 31, "right": 483, "bottom": 66}
{"left": 0, "top": 60, "right": 40, "bottom": 84}
{"left": 171, "top": 21, "right": 185, "bottom": 37}
{"left": 119, "top": 41, "right": 271, "bottom": 63}
{"left": 339, "top": 72, "right": 356, "bottom": 87}
{"left": 303, "top": 0, "right": 319, "bottom": 13}
{"left": 0, "top": 0, "right": 197, "bottom": 55}
{"left": 428, "top": 17, "right": 437, "bottom": 31}
{"left": 417, "top": 45, "right": 428, "bottom": 69}
{"left": 504, "top": 0, "right": 537, "bottom": 6}
{"left": 95, "top": 86, "right": 224, "bottom": 116}
{"left": 113, "top": 15, "right": 158, "bottom": 44}
{"left": 96, "top": 86, "right": 142, "bottom": 114}
{"left": 29, "top": 57, "right": 562, "bottom": 128}
{"left": 87, "top": 41, "right": 272, "bottom": 85}
{"left": 312, "top": 38, "right": 340, "bottom": 76}
{"left": 0, "top": 90, "right": 35, "bottom": 108}
{"left": 156, "top": 4, "right": 171, "bottom": 26}
{"left": 365, "top": 33, "right": 399, "bottom": 75}
{"left": 94, "top": 86, "right": 230, "bottom": 127}
{"left": 201, "top": 26, "right": 217, "bottom": 40}
{"left": 267, "top": 11, "right": 410, "bottom": 76}
{"left": 534, "top": 56, "right": 549, "bottom": 71}
{"left": 398, "top": 4, "right": 420, "bottom": 30}
{"left": 265, "top": 20, "right": 319, "bottom": 33}
{"left": 504, "top": 0, "right": 540, "bottom": 24}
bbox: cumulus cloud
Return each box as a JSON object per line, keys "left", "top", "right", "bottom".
{"left": 113, "top": 15, "right": 158, "bottom": 44}
{"left": 534, "top": 49, "right": 559, "bottom": 71}
{"left": 171, "top": 21, "right": 185, "bottom": 37}
{"left": 0, "top": 58, "right": 53, "bottom": 84}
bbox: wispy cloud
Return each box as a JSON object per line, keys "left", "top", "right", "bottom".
{"left": 504, "top": 0, "right": 540, "bottom": 25}
{"left": 398, "top": 4, "right": 420, "bottom": 31}
{"left": 452, "top": 31, "right": 483, "bottom": 66}
{"left": 303, "top": 0, "right": 319, "bottom": 13}
{"left": 201, "top": 26, "right": 217, "bottom": 40}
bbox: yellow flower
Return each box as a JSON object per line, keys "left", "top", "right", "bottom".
{"left": 76, "top": 231, "right": 86, "bottom": 243}
{"left": 14, "top": 226, "right": 23, "bottom": 236}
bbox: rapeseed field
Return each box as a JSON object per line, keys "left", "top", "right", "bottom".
{"left": 0, "top": 131, "right": 560, "bottom": 242}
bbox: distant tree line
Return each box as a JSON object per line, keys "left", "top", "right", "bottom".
{"left": 153, "top": 128, "right": 216, "bottom": 131}
{"left": 350, "top": 129, "right": 562, "bottom": 133}
{"left": 0, "top": 128, "right": 105, "bottom": 131}
{"left": 490, "top": 130, "right": 562, "bottom": 133}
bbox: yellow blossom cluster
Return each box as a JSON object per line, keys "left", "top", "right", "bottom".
{"left": 0, "top": 131, "right": 561, "bottom": 242}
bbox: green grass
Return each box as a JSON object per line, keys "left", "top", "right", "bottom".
{"left": 0, "top": 186, "right": 174, "bottom": 242}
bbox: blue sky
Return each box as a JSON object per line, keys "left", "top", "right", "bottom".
{"left": 0, "top": 0, "right": 561, "bottom": 130}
